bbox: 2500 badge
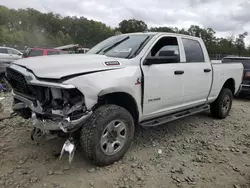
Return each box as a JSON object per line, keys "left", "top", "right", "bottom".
{"left": 148, "top": 98, "right": 161, "bottom": 102}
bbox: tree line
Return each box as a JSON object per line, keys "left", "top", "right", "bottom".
{"left": 0, "top": 5, "right": 249, "bottom": 57}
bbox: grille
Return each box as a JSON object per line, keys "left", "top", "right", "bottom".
{"left": 6, "top": 67, "right": 33, "bottom": 96}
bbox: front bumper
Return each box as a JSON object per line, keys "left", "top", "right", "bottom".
{"left": 12, "top": 92, "right": 92, "bottom": 133}
{"left": 31, "top": 112, "right": 92, "bottom": 132}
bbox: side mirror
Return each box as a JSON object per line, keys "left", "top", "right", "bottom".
{"left": 144, "top": 57, "right": 155, "bottom": 65}
{"left": 144, "top": 55, "right": 179, "bottom": 65}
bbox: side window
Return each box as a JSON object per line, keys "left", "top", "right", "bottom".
{"left": 0, "top": 48, "right": 8, "bottom": 54}
{"left": 29, "top": 49, "right": 43, "bottom": 57}
{"left": 47, "top": 51, "right": 60, "bottom": 55}
{"left": 59, "top": 50, "right": 67, "bottom": 54}
{"left": 147, "top": 37, "right": 180, "bottom": 63}
{"left": 182, "top": 38, "right": 205, "bottom": 62}
{"left": 7, "top": 49, "right": 20, "bottom": 55}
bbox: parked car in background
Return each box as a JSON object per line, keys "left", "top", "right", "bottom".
{"left": 55, "top": 44, "right": 90, "bottom": 54}
{"left": 222, "top": 56, "right": 250, "bottom": 96}
{"left": 22, "top": 48, "right": 68, "bottom": 58}
{"left": 0, "top": 46, "right": 23, "bottom": 76}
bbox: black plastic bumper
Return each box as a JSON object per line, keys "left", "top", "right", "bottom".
{"left": 239, "top": 84, "right": 250, "bottom": 95}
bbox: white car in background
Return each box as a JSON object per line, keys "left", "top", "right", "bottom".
{"left": 0, "top": 46, "right": 23, "bottom": 75}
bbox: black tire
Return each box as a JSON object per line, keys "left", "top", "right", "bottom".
{"left": 80, "top": 104, "right": 135, "bottom": 166}
{"left": 210, "top": 88, "right": 233, "bottom": 119}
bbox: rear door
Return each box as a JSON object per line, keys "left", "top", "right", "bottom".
{"left": 180, "top": 38, "right": 212, "bottom": 107}
{"left": 7, "top": 48, "right": 22, "bottom": 61}
{"left": 0, "top": 48, "right": 10, "bottom": 62}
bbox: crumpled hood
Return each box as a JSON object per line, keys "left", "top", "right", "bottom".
{"left": 13, "top": 54, "right": 125, "bottom": 79}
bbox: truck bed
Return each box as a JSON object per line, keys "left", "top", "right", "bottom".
{"left": 208, "top": 63, "right": 243, "bottom": 101}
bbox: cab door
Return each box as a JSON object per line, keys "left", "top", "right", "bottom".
{"left": 141, "top": 35, "right": 185, "bottom": 119}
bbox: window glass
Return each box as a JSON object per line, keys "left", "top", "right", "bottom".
{"left": 7, "top": 49, "right": 20, "bottom": 55}
{"left": 87, "top": 34, "right": 153, "bottom": 59}
{"left": 47, "top": 51, "right": 59, "bottom": 55}
{"left": 146, "top": 37, "right": 180, "bottom": 63}
{"left": 29, "top": 49, "right": 43, "bottom": 57}
{"left": 182, "top": 38, "right": 205, "bottom": 62}
{"left": 155, "top": 45, "right": 179, "bottom": 57}
{"left": 59, "top": 50, "right": 68, "bottom": 54}
{"left": 0, "top": 48, "right": 8, "bottom": 54}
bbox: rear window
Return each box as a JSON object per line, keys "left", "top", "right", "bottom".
{"left": 29, "top": 49, "right": 43, "bottom": 57}
{"left": 182, "top": 38, "right": 205, "bottom": 62}
{"left": 222, "top": 58, "right": 250, "bottom": 69}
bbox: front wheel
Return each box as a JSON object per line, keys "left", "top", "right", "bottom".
{"left": 210, "top": 88, "right": 233, "bottom": 119}
{"left": 80, "top": 104, "right": 135, "bottom": 166}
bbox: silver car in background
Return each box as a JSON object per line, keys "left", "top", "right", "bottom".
{"left": 0, "top": 46, "right": 23, "bottom": 76}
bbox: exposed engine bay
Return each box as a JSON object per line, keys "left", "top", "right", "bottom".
{"left": 6, "top": 67, "right": 93, "bottom": 163}
{"left": 12, "top": 87, "right": 91, "bottom": 133}
{"left": 5, "top": 66, "right": 92, "bottom": 132}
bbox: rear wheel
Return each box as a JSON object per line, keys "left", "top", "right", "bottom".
{"left": 80, "top": 104, "right": 135, "bottom": 166}
{"left": 210, "top": 88, "right": 233, "bottom": 119}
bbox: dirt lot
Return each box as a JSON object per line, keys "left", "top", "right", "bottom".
{"left": 0, "top": 92, "right": 250, "bottom": 188}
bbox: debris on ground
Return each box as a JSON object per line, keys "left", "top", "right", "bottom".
{"left": 0, "top": 93, "right": 250, "bottom": 188}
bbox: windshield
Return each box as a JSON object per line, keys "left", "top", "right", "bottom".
{"left": 87, "top": 34, "right": 153, "bottom": 59}
{"left": 222, "top": 58, "right": 250, "bottom": 69}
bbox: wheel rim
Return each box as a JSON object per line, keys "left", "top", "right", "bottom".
{"left": 222, "top": 95, "right": 231, "bottom": 114}
{"left": 100, "top": 120, "right": 128, "bottom": 156}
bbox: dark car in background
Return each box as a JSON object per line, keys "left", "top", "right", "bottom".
{"left": 23, "top": 48, "right": 67, "bottom": 58}
{"left": 222, "top": 56, "right": 250, "bottom": 96}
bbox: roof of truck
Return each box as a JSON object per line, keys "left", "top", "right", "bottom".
{"left": 121, "top": 32, "right": 201, "bottom": 40}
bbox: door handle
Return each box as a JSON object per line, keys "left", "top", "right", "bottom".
{"left": 174, "top": 70, "right": 184, "bottom": 75}
{"left": 204, "top": 69, "right": 211, "bottom": 72}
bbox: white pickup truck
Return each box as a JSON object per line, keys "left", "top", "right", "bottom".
{"left": 6, "top": 32, "right": 243, "bottom": 166}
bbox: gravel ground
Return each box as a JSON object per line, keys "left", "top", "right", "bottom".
{"left": 0, "top": 92, "right": 250, "bottom": 188}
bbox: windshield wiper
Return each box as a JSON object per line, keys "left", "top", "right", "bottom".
{"left": 128, "top": 36, "right": 150, "bottom": 59}
{"left": 102, "top": 36, "right": 130, "bottom": 54}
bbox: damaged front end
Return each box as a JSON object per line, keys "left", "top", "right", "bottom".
{"left": 11, "top": 80, "right": 92, "bottom": 133}
{"left": 6, "top": 66, "right": 92, "bottom": 163}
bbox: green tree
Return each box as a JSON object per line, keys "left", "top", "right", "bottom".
{"left": 118, "top": 19, "right": 148, "bottom": 33}
{"left": 235, "top": 32, "right": 248, "bottom": 56}
{"left": 150, "top": 26, "right": 174, "bottom": 32}
{"left": 1, "top": 6, "right": 250, "bottom": 57}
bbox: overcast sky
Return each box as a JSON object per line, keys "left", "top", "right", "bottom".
{"left": 1, "top": 0, "right": 250, "bottom": 43}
